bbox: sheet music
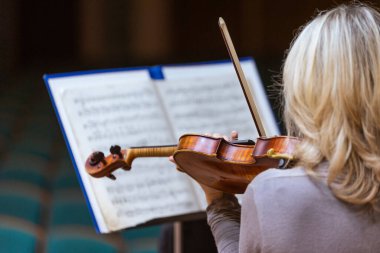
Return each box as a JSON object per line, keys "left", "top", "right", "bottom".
{"left": 156, "top": 75, "right": 258, "bottom": 140}
{"left": 46, "top": 59, "right": 279, "bottom": 232}
{"left": 61, "top": 80, "right": 200, "bottom": 230}
{"left": 161, "top": 60, "right": 280, "bottom": 137}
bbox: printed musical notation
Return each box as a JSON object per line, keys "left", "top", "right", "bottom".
{"left": 99, "top": 158, "right": 199, "bottom": 228}
{"left": 62, "top": 81, "right": 173, "bottom": 153}
{"left": 61, "top": 80, "right": 199, "bottom": 228}
{"left": 158, "top": 76, "right": 259, "bottom": 139}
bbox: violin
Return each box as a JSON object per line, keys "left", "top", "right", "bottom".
{"left": 85, "top": 134, "right": 299, "bottom": 194}
{"left": 85, "top": 18, "right": 300, "bottom": 194}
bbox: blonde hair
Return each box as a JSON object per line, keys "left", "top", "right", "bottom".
{"left": 283, "top": 4, "right": 380, "bottom": 208}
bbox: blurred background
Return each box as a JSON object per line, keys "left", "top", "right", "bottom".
{"left": 0, "top": 0, "right": 378, "bottom": 252}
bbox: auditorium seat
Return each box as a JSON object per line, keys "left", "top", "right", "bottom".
{"left": 49, "top": 189, "right": 93, "bottom": 227}
{"left": 52, "top": 171, "right": 80, "bottom": 190}
{"left": 11, "top": 138, "right": 54, "bottom": 159}
{"left": 46, "top": 226, "right": 124, "bottom": 253}
{"left": 0, "top": 164, "right": 50, "bottom": 189}
{"left": 2, "top": 152, "right": 49, "bottom": 171}
{"left": 122, "top": 226, "right": 161, "bottom": 253}
{"left": 0, "top": 181, "right": 47, "bottom": 224}
{"left": 0, "top": 215, "right": 43, "bottom": 253}
{"left": 52, "top": 159, "right": 80, "bottom": 190}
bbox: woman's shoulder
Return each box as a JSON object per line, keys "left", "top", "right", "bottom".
{"left": 245, "top": 165, "right": 331, "bottom": 205}
{"left": 249, "top": 166, "right": 313, "bottom": 191}
{"left": 252, "top": 167, "right": 310, "bottom": 183}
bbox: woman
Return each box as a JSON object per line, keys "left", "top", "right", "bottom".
{"left": 188, "top": 4, "right": 380, "bottom": 253}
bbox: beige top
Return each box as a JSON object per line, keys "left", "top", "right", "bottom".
{"left": 206, "top": 166, "right": 380, "bottom": 253}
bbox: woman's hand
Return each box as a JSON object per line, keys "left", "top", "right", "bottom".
{"left": 169, "top": 131, "right": 238, "bottom": 205}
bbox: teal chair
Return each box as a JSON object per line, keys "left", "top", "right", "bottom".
{"left": 0, "top": 215, "right": 43, "bottom": 253}
{"left": 46, "top": 226, "right": 123, "bottom": 253}
{"left": 21, "top": 122, "right": 57, "bottom": 142}
{"left": 53, "top": 171, "right": 80, "bottom": 190}
{"left": 122, "top": 226, "right": 161, "bottom": 253}
{"left": 0, "top": 165, "right": 50, "bottom": 189}
{"left": 0, "top": 182, "right": 47, "bottom": 224}
{"left": 122, "top": 226, "right": 161, "bottom": 240}
{"left": 52, "top": 160, "right": 80, "bottom": 190}
{"left": 2, "top": 152, "right": 49, "bottom": 171}
{"left": 50, "top": 189, "right": 93, "bottom": 227}
{"left": 11, "top": 137, "right": 53, "bottom": 159}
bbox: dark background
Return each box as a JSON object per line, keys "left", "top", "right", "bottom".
{"left": 3, "top": 0, "right": 375, "bottom": 90}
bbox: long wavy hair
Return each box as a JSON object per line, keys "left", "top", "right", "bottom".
{"left": 282, "top": 4, "right": 380, "bottom": 209}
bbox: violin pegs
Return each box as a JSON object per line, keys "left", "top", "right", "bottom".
{"left": 89, "top": 151, "right": 106, "bottom": 166}
{"left": 110, "top": 145, "right": 123, "bottom": 158}
{"left": 107, "top": 173, "right": 116, "bottom": 180}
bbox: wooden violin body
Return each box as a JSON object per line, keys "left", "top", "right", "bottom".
{"left": 175, "top": 134, "right": 298, "bottom": 193}
{"left": 85, "top": 134, "right": 299, "bottom": 194}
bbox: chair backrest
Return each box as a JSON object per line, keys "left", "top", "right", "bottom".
{"left": 0, "top": 182, "right": 47, "bottom": 224}
{"left": 49, "top": 189, "right": 93, "bottom": 227}
{"left": 0, "top": 166, "right": 50, "bottom": 189}
{"left": 2, "top": 152, "right": 49, "bottom": 171}
{"left": 0, "top": 215, "right": 43, "bottom": 253}
{"left": 52, "top": 162, "right": 79, "bottom": 190}
{"left": 122, "top": 226, "right": 161, "bottom": 253}
{"left": 46, "top": 226, "right": 123, "bottom": 253}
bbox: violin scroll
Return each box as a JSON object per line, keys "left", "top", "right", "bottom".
{"left": 85, "top": 145, "right": 130, "bottom": 180}
{"left": 85, "top": 144, "right": 178, "bottom": 181}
